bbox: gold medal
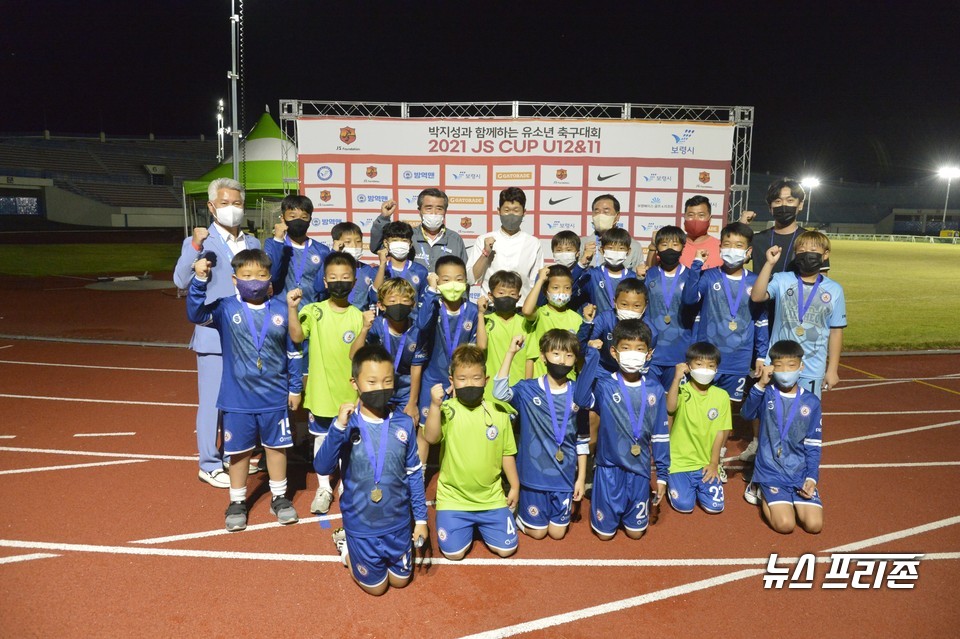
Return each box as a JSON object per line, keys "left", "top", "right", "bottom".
{"left": 663, "top": 314, "right": 671, "bottom": 325}
{"left": 777, "top": 447, "right": 782, "bottom": 458}
{"left": 370, "top": 487, "right": 383, "bottom": 503}
{"left": 728, "top": 320, "right": 737, "bottom": 331}
{"left": 630, "top": 443, "right": 641, "bottom": 456}
{"left": 256, "top": 357, "right": 263, "bottom": 371}
{"left": 795, "top": 326, "right": 805, "bottom": 337}
{"left": 555, "top": 449, "right": 564, "bottom": 463}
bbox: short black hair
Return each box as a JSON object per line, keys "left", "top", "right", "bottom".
{"left": 685, "top": 341, "right": 721, "bottom": 367}
{"left": 434, "top": 254, "right": 466, "bottom": 275}
{"left": 280, "top": 194, "right": 313, "bottom": 215}
{"left": 684, "top": 195, "right": 712, "bottom": 213}
{"left": 765, "top": 178, "right": 806, "bottom": 205}
{"left": 654, "top": 225, "right": 686, "bottom": 248}
{"left": 324, "top": 250, "right": 358, "bottom": 274}
{"left": 331, "top": 221, "right": 362, "bottom": 241}
{"left": 382, "top": 221, "right": 414, "bottom": 242}
{"left": 545, "top": 263, "right": 573, "bottom": 286}
{"left": 769, "top": 339, "right": 805, "bottom": 361}
{"left": 614, "top": 278, "right": 647, "bottom": 301}
{"left": 498, "top": 187, "right": 526, "bottom": 209}
{"left": 231, "top": 248, "right": 272, "bottom": 272}
{"left": 720, "top": 221, "right": 754, "bottom": 243}
{"left": 489, "top": 270, "right": 522, "bottom": 292}
{"left": 351, "top": 343, "right": 394, "bottom": 379}
{"left": 600, "top": 227, "right": 631, "bottom": 248}
{"left": 551, "top": 230, "right": 581, "bottom": 251}
{"left": 612, "top": 318, "right": 653, "bottom": 349}
{"left": 592, "top": 193, "right": 621, "bottom": 213}
{"left": 539, "top": 328, "right": 580, "bottom": 358}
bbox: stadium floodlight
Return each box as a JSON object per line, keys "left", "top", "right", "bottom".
{"left": 939, "top": 167, "right": 960, "bottom": 229}
{"left": 801, "top": 177, "right": 821, "bottom": 224}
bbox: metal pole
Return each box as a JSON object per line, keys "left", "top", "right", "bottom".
{"left": 805, "top": 188, "right": 813, "bottom": 224}
{"left": 942, "top": 177, "right": 952, "bottom": 229}
{"left": 229, "top": 1, "right": 240, "bottom": 181}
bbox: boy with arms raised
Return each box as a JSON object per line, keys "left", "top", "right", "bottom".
{"left": 424, "top": 345, "right": 520, "bottom": 559}
{"left": 265, "top": 194, "right": 329, "bottom": 305}
{"left": 317, "top": 345, "right": 428, "bottom": 595}
{"left": 314, "top": 221, "right": 376, "bottom": 310}
{"left": 575, "top": 227, "right": 642, "bottom": 315}
{"left": 522, "top": 264, "right": 583, "bottom": 379}
{"left": 373, "top": 221, "right": 429, "bottom": 302}
{"left": 482, "top": 270, "right": 532, "bottom": 390}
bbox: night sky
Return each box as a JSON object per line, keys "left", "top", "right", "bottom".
{"left": 3, "top": 1, "right": 958, "bottom": 184}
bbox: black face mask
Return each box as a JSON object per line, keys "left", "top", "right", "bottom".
{"left": 492, "top": 296, "right": 518, "bottom": 315}
{"left": 771, "top": 205, "right": 798, "bottom": 226}
{"left": 545, "top": 361, "right": 574, "bottom": 381}
{"left": 657, "top": 248, "right": 682, "bottom": 269}
{"left": 383, "top": 304, "right": 413, "bottom": 322}
{"left": 794, "top": 252, "right": 823, "bottom": 274}
{"left": 360, "top": 388, "right": 394, "bottom": 413}
{"left": 327, "top": 281, "right": 353, "bottom": 299}
{"left": 455, "top": 385, "right": 485, "bottom": 408}
{"left": 285, "top": 219, "right": 311, "bottom": 238}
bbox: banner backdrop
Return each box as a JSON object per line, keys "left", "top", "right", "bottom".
{"left": 296, "top": 118, "right": 735, "bottom": 256}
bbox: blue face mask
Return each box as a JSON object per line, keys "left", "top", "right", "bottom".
{"left": 236, "top": 278, "right": 270, "bottom": 302}
{"left": 773, "top": 369, "right": 802, "bottom": 388}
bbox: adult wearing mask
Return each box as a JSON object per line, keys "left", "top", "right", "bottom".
{"left": 173, "top": 178, "right": 260, "bottom": 488}
{"left": 580, "top": 194, "right": 645, "bottom": 271}
{"left": 371, "top": 188, "right": 467, "bottom": 271}
{"left": 677, "top": 195, "right": 722, "bottom": 269}
{"left": 467, "top": 187, "right": 543, "bottom": 298}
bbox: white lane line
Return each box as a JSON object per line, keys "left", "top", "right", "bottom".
{"left": 825, "top": 419, "right": 960, "bottom": 447}
{"left": 0, "top": 360, "right": 193, "bottom": 373}
{"left": 822, "top": 461, "right": 960, "bottom": 469}
{"left": 825, "top": 515, "right": 960, "bottom": 553}
{"left": 831, "top": 379, "right": 911, "bottom": 392}
{"left": 0, "top": 394, "right": 196, "bottom": 408}
{"left": 0, "top": 446, "right": 197, "bottom": 461}
{"left": 0, "top": 553, "right": 60, "bottom": 565}
{"left": 132, "top": 514, "right": 344, "bottom": 544}
{"left": 0, "top": 540, "right": 342, "bottom": 563}
{"left": 0, "top": 459, "right": 147, "bottom": 476}
{"left": 824, "top": 409, "right": 960, "bottom": 416}
{"left": 0, "top": 345, "right": 12, "bottom": 351}
{"left": 0, "top": 436, "right": 15, "bottom": 439}
{"left": 73, "top": 432, "right": 136, "bottom": 438}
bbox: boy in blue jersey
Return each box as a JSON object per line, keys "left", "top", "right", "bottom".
{"left": 751, "top": 230, "right": 846, "bottom": 398}
{"left": 644, "top": 225, "right": 697, "bottom": 390}
{"left": 352, "top": 278, "right": 422, "bottom": 423}
{"left": 265, "top": 194, "right": 330, "bottom": 305}
{"left": 493, "top": 329, "right": 589, "bottom": 540}
{"left": 187, "top": 249, "right": 302, "bottom": 531}
{"left": 574, "top": 227, "right": 642, "bottom": 314}
{"left": 740, "top": 340, "right": 823, "bottom": 534}
{"left": 577, "top": 320, "right": 670, "bottom": 541}
{"left": 316, "top": 345, "right": 428, "bottom": 595}
{"left": 314, "top": 222, "right": 377, "bottom": 310}
{"left": 413, "top": 255, "right": 487, "bottom": 464}
{"left": 373, "top": 221, "right": 429, "bottom": 302}
{"left": 666, "top": 342, "right": 731, "bottom": 514}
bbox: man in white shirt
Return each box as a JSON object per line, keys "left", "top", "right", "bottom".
{"left": 467, "top": 187, "right": 544, "bottom": 298}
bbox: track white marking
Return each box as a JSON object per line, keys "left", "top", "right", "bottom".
{"left": 825, "top": 419, "right": 960, "bottom": 447}
{"left": 0, "top": 393, "right": 196, "bottom": 408}
{"left": 822, "top": 461, "right": 960, "bottom": 469}
{"left": 132, "top": 514, "right": 344, "bottom": 544}
{"left": 0, "top": 446, "right": 197, "bottom": 461}
{"left": 0, "top": 435, "right": 15, "bottom": 439}
{"left": 824, "top": 409, "right": 960, "bottom": 416}
{"left": 73, "top": 432, "right": 136, "bottom": 438}
{"left": 0, "top": 459, "right": 146, "bottom": 475}
{"left": 0, "top": 360, "right": 193, "bottom": 373}
{"left": 825, "top": 515, "right": 960, "bottom": 553}
{"left": 0, "top": 553, "right": 60, "bottom": 565}
{"left": 0, "top": 345, "right": 12, "bottom": 351}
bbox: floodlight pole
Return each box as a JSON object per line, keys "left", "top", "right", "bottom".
{"left": 805, "top": 188, "right": 814, "bottom": 224}
{"left": 229, "top": 2, "right": 240, "bottom": 181}
{"left": 943, "top": 177, "right": 953, "bottom": 229}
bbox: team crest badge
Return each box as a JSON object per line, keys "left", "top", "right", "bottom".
{"left": 463, "top": 321, "right": 473, "bottom": 331}
{"left": 572, "top": 404, "right": 580, "bottom": 413}
{"left": 356, "top": 563, "right": 369, "bottom": 577}
{"left": 527, "top": 505, "right": 540, "bottom": 517}
{"left": 311, "top": 255, "right": 321, "bottom": 264}
{"left": 767, "top": 401, "right": 775, "bottom": 410}
{"left": 343, "top": 331, "right": 356, "bottom": 343}
{"left": 556, "top": 168, "right": 568, "bottom": 180}
{"left": 412, "top": 275, "right": 420, "bottom": 284}
{"left": 820, "top": 292, "right": 832, "bottom": 303}
{"left": 339, "top": 127, "right": 357, "bottom": 145}
{"left": 699, "top": 170, "right": 710, "bottom": 184}
{"left": 365, "top": 165, "right": 378, "bottom": 178}
{"left": 395, "top": 429, "right": 408, "bottom": 443}
{"left": 670, "top": 489, "right": 679, "bottom": 500}
{"left": 319, "top": 190, "right": 332, "bottom": 203}
{"left": 407, "top": 341, "right": 417, "bottom": 352}
{"left": 786, "top": 288, "right": 795, "bottom": 297}
{"left": 647, "top": 394, "right": 657, "bottom": 406}
{"left": 308, "top": 413, "right": 316, "bottom": 424}
{"left": 770, "top": 486, "right": 779, "bottom": 494}
{"left": 800, "top": 406, "right": 811, "bottom": 416}
{"left": 437, "top": 528, "right": 448, "bottom": 542}
{"left": 747, "top": 286, "right": 753, "bottom": 295}
{"left": 460, "top": 217, "right": 472, "bottom": 230}
{"left": 595, "top": 509, "right": 604, "bottom": 522}
{"left": 612, "top": 393, "right": 622, "bottom": 403}
{"left": 712, "top": 282, "right": 722, "bottom": 291}
{"left": 272, "top": 314, "right": 284, "bottom": 326}
{"left": 232, "top": 313, "right": 242, "bottom": 324}
{"left": 532, "top": 397, "right": 542, "bottom": 406}
{"left": 707, "top": 408, "right": 719, "bottom": 420}
{"left": 223, "top": 430, "right": 232, "bottom": 442}
{"left": 486, "top": 425, "right": 499, "bottom": 440}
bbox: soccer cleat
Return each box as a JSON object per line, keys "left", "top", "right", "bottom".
{"left": 332, "top": 527, "right": 348, "bottom": 566}
{"left": 270, "top": 495, "right": 298, "bottom": 525}
{"left": 311, "top": 487, "right": 334, "bottom": 514}
{"left": 198, "top": 468, "right": 231, "bottom": 489}
{"left": 743, "top": 482, "right": 760, "bottom": 506}
{"left": 717, "top": 463, "right": 728, "bottom": 484}
{"left": 738, "top": 438, "right": 759, "bottom": 462}
{"left": 225, "top": 501, "right": 248, "bottom": 532}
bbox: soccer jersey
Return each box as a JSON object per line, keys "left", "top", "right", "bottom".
{"left": 741, "top": 385, "right": 822, "bottom": 487}
{"left": 384, "top": 259, "right": 429, "bottom": 301}
{"left": 577, "top": 349, "right": 670, "bottom": 479}
{"left": 681, "top": 262, "right": 769, "bottom": 375}
{"left": 484, "top": 311, "right": 533, "bottom": 387}
{"left": 577, "top": 310, "right": 658, "bottom": 376}
{"left": 313, "top": 263, "right": 378, "bottom": 311}
{"left": 187, "top": 278, "right": 302, "bottom": 413}
{"left": 435, "top": 399, "right": 517, "bottom": 511}
{"left": 299, "top": 300, "right": 363, "bottom": 416}
{"left": 495, "top": 376, "right": 589, "bottom": 492}
{"left": 669, "top": 383, "right": 732, "bottom": 473}
{"left": 314, "top": 410, "right": 427, "bottom": 537}
{"left": 645, "top": 265, "right": 697, "bottom": 366}
{"left": 264, "top": 236, "right": 330, "bottom": 305}
{"left": 366, "top": 317, "right": 421, "bottom": 405}
{"left": 413, "top": 290, "right": 480, "bottom": 383}
{"left": 575, "top": 265, "right": 639, "bottom": 315}
{"left": 525, "top": 304, "right": 583, "bottom": 379}
{"left": 766, "top": 272, "right": 847, "bottom": 380}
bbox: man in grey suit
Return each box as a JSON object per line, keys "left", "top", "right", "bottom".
{"left": 579, "top": 194, "right": 645, "bottom": 271}
{"left": 370, "top": 188, "right": 467, "bottom": 270}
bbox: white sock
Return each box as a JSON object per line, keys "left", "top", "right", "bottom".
{"left": 229, "top": 487, "right": 246, "bottom": 503}
{"left": 720, "top": 446, "right": 727, "bottom": 459}
{"left": 313, "top": 434, "right": 332, "bottom": 490}
{"left": 269, "top": 478, "right": 287, "bottom": 498}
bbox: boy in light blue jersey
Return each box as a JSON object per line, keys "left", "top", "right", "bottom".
{"left": 317, "top": 345, "right": 428, "bottom": 595}
{"left": 264, "top": 194, "right": 329, "bottom": 306}
{"left": 493, "top": 329, "right": 589, "bottom": 540}
{"left": 187, "top": 249, "right": 302, "bottom": 531}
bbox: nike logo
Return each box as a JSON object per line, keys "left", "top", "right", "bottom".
{"left": 597, "top": 173, "right": 620, "bottom": 181}
{"left": 548, "top": 197, "right": 572, "bottom": 205}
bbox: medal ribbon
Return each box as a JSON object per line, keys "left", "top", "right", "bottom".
{"left": 774, "top": 389, "right": 802, "bottom": 455}
{"left": 239, "top": 299, "right": 272, "bottom": 361}
{"left": 541, "top": 376, "right": 573, "bottom": 451}
{"left": 355, "top": 410, "right": 391, "bottom": 487}
{"left": 601, "top": 266, "right": 619, "bottom": 309}
{"left": 616, "top": 374, "right": 647, "bottom": 442}
{"left": 719, "top": 272, "right": 746, "bottom": 323}
{"left": 795, "top": 274, "right": 823, "bottom": 325}
{"left": 441, "top": 305, "right": 467, "bottom": 361}
{"left": 658, "top": 266, "right": 682, "bottom": 313}
{"left": 380, "top": 317, "right": 408, "bottom": 371}
{"left": 284, "top": 237, "right": 311, "bottom": 286}
{"left": 387, "top": 259, "right": 409, "bottom": 280}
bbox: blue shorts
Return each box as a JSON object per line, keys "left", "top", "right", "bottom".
{"left": 346, "top": 528, "right": 413, "bottom": 588}
{"left": 759, "top": 483, "right": 823, "bottom": 508}
{"left": 436, "top": 508, "right": 519, "bottom": 556}
{"left": 646, "top": 364, "right": 676, "bottom": 392}
{"left": 798, "top": 376, "right": 823, "bottom": 399}
{"left": 590, "top": 465, "right": 651, "bottom": 536}
{"left": 518, "top": 488, "right": 573, "bottom": 530}
{"left": 222, "top": 410, "right": 292, "bottom": 455}
{"left": 307, "top": 412, "right": 334, "bottom": 436}
{"left": 714, "top": 373, "right": 748, "bottom": 402}
{"left": 668, "top": 469, "right": 724, "bottom": 514}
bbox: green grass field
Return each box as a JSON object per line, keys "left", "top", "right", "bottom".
{"left": 0, "top": 239, "right": 957, "bottom": 350}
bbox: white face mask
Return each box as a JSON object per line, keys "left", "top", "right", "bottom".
{"left": 593, "top": 214, "right": 617, "bottom": 233}
{"left": 689, "top": 368, "right": 717, "bottom": 385}
{"left": 604, "top": 250, "right": 628, "bottom": 267}
{"left": 617, "top": 350, "right": 647, "bottom": 374}
{"left": 343, "top": 246, "right": 363, "bottom": 259}
{"left": 553, "top": 252, "right": 577, "bottom": 268}
{"left": 720, "top": 248, "right": 748, "bottom": 268}
{"left": 547, "top": 292, "right": 571, "bottom": 307}
{"left": 421, "top": 214, "right": 444, "bottom": 231}
{"left": 616, "top": 308, "right": 643, "bottom": 321}
{"left": 388, "top": 241, "right": 410, "bottom": 260}
{"left": 215, "top": 205, "right": 244, "bottom": 228}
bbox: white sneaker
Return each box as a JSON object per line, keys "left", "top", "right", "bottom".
{"left": 743, "top": 482, "right": 760, "bottom": 505}
{"left": 311, "top": 487, "right": 334, "bottom": 514}
{"left": 717, "top": 463, "right": 728, "bottom": 484}
{"left": 331, "top": 527, "right": 348, "bottom": 566}
{"left": 198, "top": 468, "right": 231, "bottom": 488}
{"left": 738, "top": 439, "right": 759, "bottom": 462}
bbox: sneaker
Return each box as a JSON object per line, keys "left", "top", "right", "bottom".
{"left": 717, "top": 463, "right": 728, "bottom": 484}
{"left": 247, "top": 458, "right": 262, "bottom": 475}
{"left": 270, "top": 495, "right": 299, "bottom": 525}
{"left": 225, "top": 501, "right": 248, "bottom": 531}
{"left": 738, "top": 438, "right": 759, "bottom": 462}
{"left": 311, "top": 487, "right": 334, "bottom": 514}
{"left": 331, "top": 527, "right": 348, "bottom": 566}
{"left": 743, "top": 482, "right": 760, "bottom": 505}
{"left": 198, "top": 468, "right": 231, "bottom": 489}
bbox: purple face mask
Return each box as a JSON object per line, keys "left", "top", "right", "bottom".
{"left": 235, "top": 278, "right": 270, "bottom": 302}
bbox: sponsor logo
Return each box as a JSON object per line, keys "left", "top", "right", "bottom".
{"left": 671, "top": 128, "right": 695, "bottom": 144}
{"left": 460, "top": 217, "right": 473, "bottom": 230}
{"left": 495, "top": 171, "right": 533, "bottom": 180}
{"left": 651, "top": 196, "right": 662, "bottom": 204}
{"left": 357, "top": 193, "right": 389, "bottom": 204}
{"left": 545, "top": 220, "right": 577, "bottom": 230}
{"left": 339, "top": 127, "right": 357, "bottom": 145}
{"left": 365, "top": 166, "right": 378, "bottom": 179}
{"left": 486, "top": 425, "right": 499, "bottom": 440}
{"left": 343, "top": 330, "right": 356, "bottom": 343}
{"left": 707, "top": 408, "right": 719, "bottom": 420}
{"left": 272, "top": 314, "right": 284, "bottom": 327}
{"left": 548, "top": 196, "right": 572, "bottom": 206}
{"left": 556, "top": 169, "right": 568, "bottom": 180}
{"left": 310, "top": 218, "right": 321, "bottom": 227}
{"left": 395, "top": 429, "right": 408, "bottom": 443}
{"left": 319, "top": 190, "right": 332, "bottom": 203}
{"left": 316, "top": 166, "right": 333, "bottom": 181}
{"left": 449, "top": 196, "right": 484, "bottom": 205}
{"left": 320, "top": 218, "right": 340, "bottom": 226}
{"left": 403, "top": 170, "right": 412, "bottom": 179}
{"left": 597, "top": 172, "right": 620, "bottom": 182}
{"left": 699, "top": 171, "right": 710, "bottom": 184}
{"left": 450, "top": 171, "right": 483, "bottom": 181}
